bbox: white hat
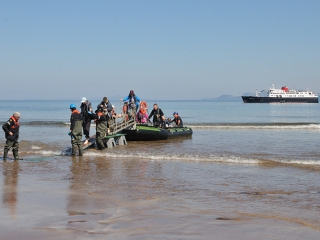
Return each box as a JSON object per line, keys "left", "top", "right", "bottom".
{"left": 81, "top": 97, "right": 87, "bottom": 103}
{"left": 112, "top": 105, "right": 115, "bottom": 108}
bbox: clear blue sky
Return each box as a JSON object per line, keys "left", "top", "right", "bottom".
{"left": 1, "top": 0, "right": 319, "bottom": 100}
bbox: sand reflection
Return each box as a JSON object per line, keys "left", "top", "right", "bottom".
{"left": 2, "top": 161, "right": 20, "bottom": 219}
{"left": 67, "top": 157, "right": 112, "bottom": 216}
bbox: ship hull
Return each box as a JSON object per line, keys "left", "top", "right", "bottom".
{"left": 242, "top": 96, "right": 318, "bottom": 103}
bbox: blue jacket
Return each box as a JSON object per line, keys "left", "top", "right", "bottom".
{"left": 123, "top": 94, "right": 140, "bottom": 110}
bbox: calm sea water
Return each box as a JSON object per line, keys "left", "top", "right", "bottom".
{"left": 1, "top": 100, "right": 320, "bottom": 238}
{"left": 0, "top": 100, "right": 319, "bottom": 165}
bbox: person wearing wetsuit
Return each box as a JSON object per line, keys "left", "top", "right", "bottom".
{"left": 2, "top": 112, "right": 22, "bottom": 160}
{"left": 148, "top": 103, "right": 164, "bottom": 126}
{"left": 69, "top": 104, "right": 83, "bottom": 156}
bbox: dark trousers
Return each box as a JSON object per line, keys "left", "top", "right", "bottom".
{"left": 83, "top": 121, "right": 91, "bottom": 139}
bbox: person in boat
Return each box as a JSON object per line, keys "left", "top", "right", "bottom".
{"left": 168, "top": 111, "right": 183, "bottom": 127}
{"left": 110, "top": 105, "right": 116, "bottom": 122}
{"left": 148, "top": 103, "right": 164, "bottom": 126}
{"left": 123, "top": 90, "right": 140, "bottom": 114}
{"left": 111, "top": 105, "right": 122, "bottom": 121}
{"left": 108, "top": 105, "right": 121, "bottom": 133}
{"left": 2, "top": 112, "right": 22, "bottom": 161}
{"left": 90, "top": 107, "right": 108, "bottom": 150}
{"left": 136, "top": 107, "right": 149, "bottom": 124}
{"left": 80, "top": 97, "right": 92, "bottom": 145}
{"left": 159, "top": 115, "right": 171, "bottom": 129}
{"left": 122, "top": 102, "right": 131, "bottom": 121}
{"left": 69, "top": 104, "right": 83, "bottom": 156}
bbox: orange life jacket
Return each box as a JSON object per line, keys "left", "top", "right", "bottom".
{"left": 72, "top": 109, "right": 80, "bottom": 114}
{"left": 10, "top": 116, "right": 20, "bottom": 129}
{"left": 94, "top": 111, "right": 104, "bottom": 123}
{"left": 122, "top": 104, "right": 129, "bottom": 121}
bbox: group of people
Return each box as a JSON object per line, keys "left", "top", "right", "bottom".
{"left": 69, "top": 90, "right": 140, "bottom": 156}
{"left": 69, "top": 90, "right": 184, "bottom": 156}
{"left": 69, "top": 96, "right": 117, "bottom": 156}
{"left": 1, "top": 90, "right": 184, "bottom": 160}
{"left": 137, "top": 103, "right": 183, "bottom": 129}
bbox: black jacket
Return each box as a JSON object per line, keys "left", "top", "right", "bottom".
{"left": 2, "top": 117, "right": 20, "bottom": 142}
{"left": 80, "top": 100, "right": 92, "bottom": 122}
{"left": 170, "top": 116, "right": 183, "bottom": 127}
{"left": 148, "top": 108, "right": 164, "bottom": 124}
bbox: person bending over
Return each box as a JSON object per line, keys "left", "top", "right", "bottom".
{"left": 169, "top": 112, "right": 183, "bottom": 127}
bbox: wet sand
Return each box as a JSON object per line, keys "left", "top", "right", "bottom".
{"left": 1, "top": 155, "right": 320, "bottom": 239}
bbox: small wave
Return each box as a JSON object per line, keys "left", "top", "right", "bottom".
{"left": 74, "top": 151, "right": 320, "bottom": 167}
{"left": 76, "top": 151, "right": 262, "bottom": 164}
{"left": 188, "top": 123, "right": 320, "bottom": 130}
{"left": 31, "top": 150, "right": 65, "bottom": 155}
{"left": 21, "top": 121, "right": 70, "bottom": 127}
{"left": 21, "top": 148, "right": 320, "bottom": 168}
{"left": 20, "top": 121, "right": 100, "bottom": 128}
{"left": 31, "top": 145, "right": 42, "bottom": 150}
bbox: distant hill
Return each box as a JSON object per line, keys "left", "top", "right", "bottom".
{"left": 201, "top": 94, "right": 242, "bottom": 102}
{"left": 241, "top": 92, "right": 255, "bottom": 96}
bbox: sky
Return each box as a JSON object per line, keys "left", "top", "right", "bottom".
{"left": 1, "top": 0, "right": 320, "bottom": 100}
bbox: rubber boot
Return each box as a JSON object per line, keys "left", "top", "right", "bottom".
{"left": 78, "top": 146, "right": 83, "bottom": 156}
{"left": 3, "top": 149, "right": 8, "bottom": 161}
{"left": 71, "top": 146, "right": 77, "bottom": 156}
{"left": 13, "top": 150, "right": 23, "bottom": 160}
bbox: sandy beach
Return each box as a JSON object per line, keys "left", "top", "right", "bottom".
{"left": 1, "top": 155, "right": 320, "bottom": 240}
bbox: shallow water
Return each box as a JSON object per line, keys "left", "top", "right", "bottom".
{"left": 0, "top": 100, "right": 320, "bottom": 238}
{"left": 1, "top": 156, "right": 320, "bottom": 239}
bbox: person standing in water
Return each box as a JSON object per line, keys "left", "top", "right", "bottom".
{"left": 91, "top": 108, "right": 108, "bottom": 150}
{"left": 2, "top": 112, "right": 22, "bottom": 161}
{"left": 69, "top": 104, "right": 83, "bottom": 156}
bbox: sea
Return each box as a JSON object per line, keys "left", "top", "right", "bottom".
{"left": 1, "top": 99, "right": 320, "bottom": 239}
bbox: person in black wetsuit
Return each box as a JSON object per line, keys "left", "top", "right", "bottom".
{"left": 148, "top": 103, "right": 164, "bottom": 126}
